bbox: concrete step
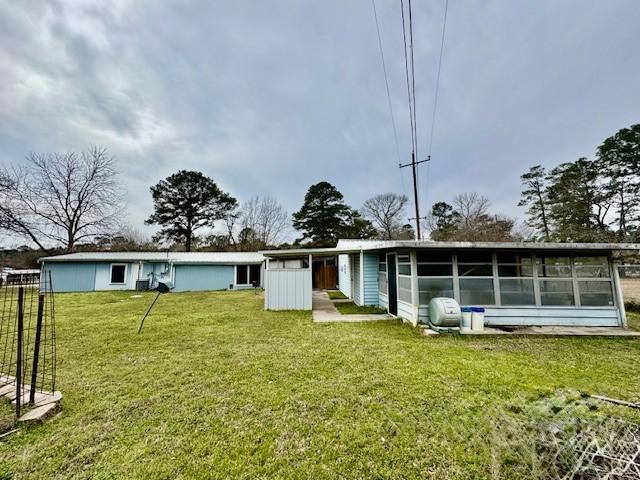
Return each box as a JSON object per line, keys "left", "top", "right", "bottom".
{"left": 18, "top": 402, "right": 59, "bottom": 423}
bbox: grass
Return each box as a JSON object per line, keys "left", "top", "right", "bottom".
{"left": 627, "top": 311, "right": 640, "bottom": 331}
{"left": 0, "top": 290, "right": 639, "bottom": 479}
{"left": 326, "top": 290, "right": 348, "bottom": 300}
{"left": 334, "top": 301, "right": 387, "bottom": 315}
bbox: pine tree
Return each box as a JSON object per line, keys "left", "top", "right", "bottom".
{"left": 597, "top": 124, "right": 640, "bottom": 240}
{"left": 146, "top": 170, "right": 238, "bottom": 251}
{"left": 518, "top": 165, "right": 551, "bottom": 240}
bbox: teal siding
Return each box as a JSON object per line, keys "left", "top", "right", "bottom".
{"left": 173, "top": 265, "right": 234, "bottom": 292}
{"left": 362, "top": 253, "right": 379, "bottom": 306}
{"left": 42, "top": 262, "right": 96, "bottom": 292}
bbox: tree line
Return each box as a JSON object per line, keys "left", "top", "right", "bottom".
{"left": 1, "top": 122, "right": 637, "bottom": 254}
{"left": 0, "top": 152, "right": 414, "bottom": 253}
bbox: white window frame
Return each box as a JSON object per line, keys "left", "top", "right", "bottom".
{"left": 110, "top": 263, "right": 127, "bottom": 285}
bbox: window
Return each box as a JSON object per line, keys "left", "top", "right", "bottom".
{"left": 249, "top": 265, "right": 261, "bottom": 285}
{"left": 236, "top": 265, "right": 249, "bottom": 284}
{"left": 574, "top": 256, "right": 610, "bottom": 278}
{"left": 398, "top": 276, "right": 412, "bottom": 303}
{"left": 540, "top": 279, "right": 574, "bottom": 306}
{"left": 574, "top": 256, "right": 613, "bottom": 306}
{"left": 536, "top": 255, "right": 571, "bottom": 277}
{"left": 578, "top": 281, "right": 614, "bottom": 306}
{"left": 378, "top": 254, "right": 387, "bottom": 272}
{"left": 397, "top": 254, "right": 411, "bottom": 276}
{"left": 499, "top": 279, "right": 535, "bottom": 306}
{"left": 459, "top": 278, "right": 494, "bottom": 305}
{"left": 457, "top": 251, "right": 495, "bottom": 305}
{"left": 418, "top": 278, "right": 454, "bottom": 304}
{"left": 497, "top": 252, "right": 535, "bottom": 305}
{"left": 417, "top": 250, "right": 453, "bottom": 305}
{"left": 457, "top": 251, "right": 493, "bottom": 277}
{"left": 110, "top": 264, "right": 126, "bottom": 284}
{"left": 378, "top": 255, "right": 387, "bottom": 295}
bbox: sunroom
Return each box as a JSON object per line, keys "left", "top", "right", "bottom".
{"left": 332, "top": 240, "right": 639, "bottom": 328}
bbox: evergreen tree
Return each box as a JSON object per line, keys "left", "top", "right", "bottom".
{"left": 146, "top": 170, "right": 238, "bottom": 251}
{"left": 427, "top": 202, "right": 460, "bottom": 240}
{"left": 292, "top": 181, "right": 363, "bottom": 245}
{"left": 597, "top": 124, "right": 640, "bottom": 240}
{"left": 546, "top": 159, "right": 611, "bottom": 241}
{"left": 518, "top": 165, "right": 551, "bottom": 240}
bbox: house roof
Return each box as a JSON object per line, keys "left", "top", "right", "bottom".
{"left": 260, "top": 239, "right": 640, "bottom": 257}
{"left": 39, "top": 251, "right": 265, "bottom": 264}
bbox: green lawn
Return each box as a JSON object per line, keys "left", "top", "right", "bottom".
{"left": 628, "top": 311, "right": 640, "bottom": 331}
{"left": 334, "top": 301, "right": 387, "bottom": 315}
{"left": 1, "top": 290, "right": 639, "bottom": 479}
{"left": 326, "top": 290, "right": 348, "bottom": 300}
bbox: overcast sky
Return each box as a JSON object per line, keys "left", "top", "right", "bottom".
{"left": 1, "top": 0, "right": 639, "bottom": 243}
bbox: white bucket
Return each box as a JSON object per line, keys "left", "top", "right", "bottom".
{"left": 461, "top": 310, "right": 472, "bottom": 331}
{"left": 471, "top": 308, "right": 485, "bottom": 332}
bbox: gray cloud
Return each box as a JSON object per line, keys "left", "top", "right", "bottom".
{"left": 1, "top": 0, "right": 639, "bottom": 243}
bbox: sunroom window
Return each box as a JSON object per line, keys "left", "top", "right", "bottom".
{"left": 417, "top": 250, "right": 453, "bottom": 305}
{"left": 457, "top": 251, "right": 495, "bottom": 305}
{"left": 497, "top": 252, "right": 535, "bottom": 306}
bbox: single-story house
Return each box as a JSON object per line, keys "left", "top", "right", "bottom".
{"left": 39, "top": 252, "right": 264, "bottom": 292}
{"left": 262, "top": 239, "right": 639, "bottom": 328}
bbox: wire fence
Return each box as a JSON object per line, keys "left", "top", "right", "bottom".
{"left": 0, "top": 271, "right": 56, "bottom": 419}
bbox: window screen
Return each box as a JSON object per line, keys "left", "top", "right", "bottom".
{"left": 459, "top": 278, "right": 494, "bottom": 305}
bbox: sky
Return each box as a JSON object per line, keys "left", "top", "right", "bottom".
{"left": 1, "top": 0, "right": 639, "bottom": 245}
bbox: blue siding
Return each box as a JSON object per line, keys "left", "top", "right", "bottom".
{"left": 42, "top": 262, "right": 97, "bottom": 292}
{"left": 173, "top": 265, "right": 235, "bottom": 292}
{"left": 362, "top": 253, "right": 379, "bottom": 306}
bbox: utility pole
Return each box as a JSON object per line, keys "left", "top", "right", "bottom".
{"left": 400, "top": 153, "right": 430, "bottom": 239}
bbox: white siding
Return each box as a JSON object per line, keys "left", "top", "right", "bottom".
{"left": 417, "top": 306, "right": 621, "bottom": 327}
{"left": 352, "top": 254, "right": 361, "bottom": 305}
{"left": 94, "top": 262, "right": 139, "bottom": 290}
{"left": 338, "top": 254, "right": 352, "bottom": 299}
{"left": 265, "top": 269, "right": 312, "bottom": 310}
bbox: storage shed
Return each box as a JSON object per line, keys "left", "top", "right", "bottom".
{"left": 39, "top": 252, "right": 264, "bottom": 293}
{"left": 263, "top": 239, "right": 639, "bottom": 328}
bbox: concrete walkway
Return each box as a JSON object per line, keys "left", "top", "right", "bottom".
{"left": 312, "top": 291, "right": 392, "bottom": 323}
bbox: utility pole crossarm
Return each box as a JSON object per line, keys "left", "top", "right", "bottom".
{"left": 399, "top": 154, "right": 430, "bottom": 240}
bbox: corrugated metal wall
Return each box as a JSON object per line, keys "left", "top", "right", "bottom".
{"left": 362, "top": 253, "right": 379, "bottom": 306}
{"left": 264, "top": 269, "right": 312, "bottom": 310}
{"left": 173, "top": 265, "right": 234, "bottom": 292}
{"left": 42, "top": 262, "right": 97, "bottom": 292}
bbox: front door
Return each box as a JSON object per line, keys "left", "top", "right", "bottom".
{"left": 387, "top": 253, "right": 398, "bottom": 316}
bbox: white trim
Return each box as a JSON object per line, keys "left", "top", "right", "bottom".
{"left": 109, "top": 263, "right": 127, "bottom": 285}
{"left": 612, "top": 260, "right": 627, "bottom": 327}
{"left": 359, "top": 251, "right": 364, "bottom": 306}
{"left": 410, "top": 250, "right": 419, "bottom": 325}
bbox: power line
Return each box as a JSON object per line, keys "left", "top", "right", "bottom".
{"left": 399, "top": 0, "right": 416, "bottom": 158}
{"left": 427, "top": 0, "right": 449, "bottom": 156}
{"left": 371, "top": 0, "right": 403, "bottom": 168}
{"left": 422, "top": 0, "right": 450, "bottom": 233}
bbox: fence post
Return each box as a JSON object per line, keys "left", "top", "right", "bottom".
{"left": 16, "top": 287, "right": 24, "bottom": 419}
{"left": 29, "top": 294, "right": 45, "bottom": 404}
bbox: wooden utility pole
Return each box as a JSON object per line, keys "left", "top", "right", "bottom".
{"left": 400, "top": 153, "right": 430, "bottom": 239}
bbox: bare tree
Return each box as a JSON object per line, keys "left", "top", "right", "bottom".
{"left": 237, "top": 196, "right": 289, "bottom": 249}
{"left": 0, "top": 147, "right": 125, "bottom": 252}
{"left": 361, "top": 193, "right": 409, "bottom": 240}
{"left": 453, "top": 192, "right": 491, "bottom": 229}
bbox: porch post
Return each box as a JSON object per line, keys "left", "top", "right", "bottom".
{"left": 359, "top": 251, "right": 365, "bottom": 306}
{"left": 410, "top": 250, "right": 419, "bottom": 326}
{"left": 612, "top": 260, "right": 627, "bottom": 328}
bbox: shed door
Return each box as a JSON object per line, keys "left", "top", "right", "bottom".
{"left": 387, "top": 253, "right": 398, "bottom": 315}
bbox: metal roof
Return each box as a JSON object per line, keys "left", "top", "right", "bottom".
{"left": 261, "top": 239, "right": 640, "bottom": 257}
{"left": 39, "top": 251, "right": 265, "bottom": 264}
